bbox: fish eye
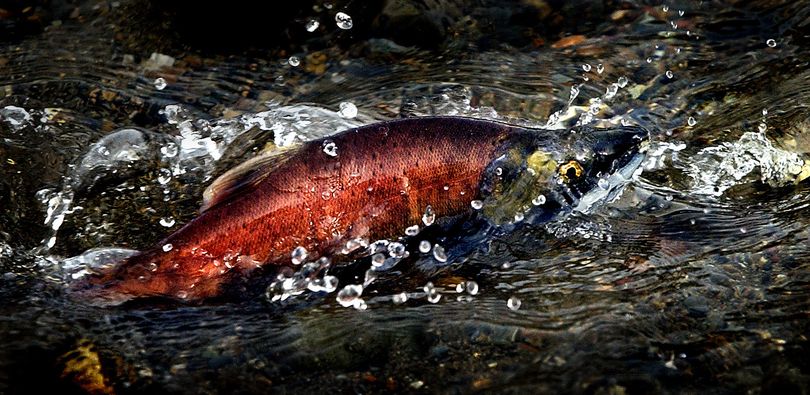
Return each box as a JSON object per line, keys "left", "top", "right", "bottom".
{"left": 559, "top": 160, "right": 583, "bottom": 182}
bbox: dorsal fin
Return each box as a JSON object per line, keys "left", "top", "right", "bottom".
{"left": 201, "top": 144, "right": 302, "bottom": 213}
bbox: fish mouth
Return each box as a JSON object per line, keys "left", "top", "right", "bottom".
{"left": 572, "top": 145, "right": 647, "bottom": 214}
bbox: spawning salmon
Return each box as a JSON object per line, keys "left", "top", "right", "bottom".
{"left": 73, "top": 116, "right": 647, "bottom": 304}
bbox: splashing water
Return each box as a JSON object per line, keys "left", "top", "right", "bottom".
{"left": 683, "top": 131, "right": 807, "bottom": 196}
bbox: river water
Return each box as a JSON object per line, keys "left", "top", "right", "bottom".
{"left": 1, "top": 0, "right": 809, "bottom": 393}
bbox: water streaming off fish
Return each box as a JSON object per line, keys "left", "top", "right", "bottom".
{"left": 1, "top": 0, "right": 809, "bottom": 393}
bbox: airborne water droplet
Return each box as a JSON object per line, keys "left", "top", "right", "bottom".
{"left": 766, "top": 39, "right": 777, "bottom": 48}
{"left": 758, "top": 123, "right": 767, "bottom": 133}
{"left": 665, "top": 70, "right": 674, "bottom": 79}
{"left": 305, "top": 19, "right": 319, "bottom": 32}
{"left": 162, "top": 243, "right": 173, "bottom": 252}
{"left": 507, "top": 296, "right": 522, "bottom": 311}
{"left": 335, "top": 12, "right": 353, "bottom": 29}
{"left": 338, "top": 102, "right": 357, "bottom": 118}
{"left": 582, "top": 63, "right": 592, "bottom": 72}
{"left": 291, "top": 246, "right": 308, "bottom": 265}
{"left": 419, "top": 240, "right": 431, "bottom": 253}
{"left": 687, "top": 116, "right": 697, "bottom": 126}
{"left": 157, "top": 168, "right": 172, "bottom": 185}
{"left": 532, "top": 194, "right": 546, "bottom": 205}
{"left": 405, "top": 225, "right": 419, "bottom": 236}
{"left": 422, "top": 205, "right": 436, "bottom": 226}
{"left": 465, "top": 281, "right": 479, "bottom": 295}
{"left": 153, "top": 77, "right": 167, "bottom": 90}
{"left": 471, "top": 200, "right": 483, "bottom": 210}
{"left": 605, "top": 83, "right": 619, "bottom": 100}
{"left": 336, "top": 284, "right": 363, "bottom": 307}
{"left": 388, "top": 242, "right": 406, "bottom": 258}
{"left": 159, "top": 217, "right": 175, "bottom": 227}
{"left": 371, "top": 253, "right": 386, "bottom": 267}
{"left": 322, "top": 140, "right": 338, "bottom": 157}
{"left": 617, "top": 76, "right": 628, "bottom": 88}
{"left": 392, "top": 292, "right": 408, "bottom": 304}
{"left": 288, "top": 56, "right": 300, "bottom": 67}
{"left": 596, "top": 64, "right": 604, "bottom": 74}
{"left": 432, "top": 244, "right": 448, "bottom": 262}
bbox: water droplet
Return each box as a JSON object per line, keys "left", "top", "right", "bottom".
{"left": 514, "top": 212, "right": 524, "bottom": 222}
{"left": 646, "top": 57, "right": 653, "bottom": 63}
{"left": 306, "top": 19, "right": 320, "bottom": 32}
{"left": 678, "top": 9, "right": 685, "bottom": 16}
{"left": 758, "top": 123, "right": 767, "bottom": 133}
{"left": 337, "top": 284, "right": 364, "bottom": 307}
{"left": 621, "top": 118, "right": 632, "bottom": 127}
{"left": 740, "top": 227, "right": 747, "bottom": 234}
{"left": 392, "top": 292, "right": 408, "bottom": 304}
{"left": 153, "top": 77, "right": 167, "bottom": 90}
{"left": 388, "top": 242, "right": 407, "bottom": 258}
{"left": 687, "top": 116, "right": 697, "bottom": 126}
{"left": 596, "top": 64, "right": 605, "bottom": 74}
{"left": 762, "top": 108, "right": 768, "bottom": 116}
{"left": 617, "top": 76, "right": 628, "bottom": 88}
{"left": 582, "top": 63, "right": 592, "bottom": 72}
{"left": 291, "top": 246, "right": 308, "bottom": 265}
{"left": 605, "top": 83, "right": 619, "bottom": 99}
{"left": 288, "top": 56, "right": 300, "bottom": 67}
{"left": 159, "top": 217, "right": 175, "bottom": 227}
{"left": 157, "top": 168, "right": 172, "bottom": 185}
{"left": 670, "top": 20, "right": 678, "bottom": 29}
{"left": 176, "top": 291, "right": 188, "bottom": 299}
{"left": 405, "top": 225, "right": 419, "bottom": 236}
{"left": 507, "top": 296, "right": 522, "bottom": 311}
{"left": 471, "top": 200, "right": 483, "bottom": 210}
{"left": 371, "top": 253, "right": 386, "bottom": 267}
{"left": 455, "top": 283, "right": 464, "bottom": 293}
{"left": 422, "top": 205, "right": 435, "bottom": 226}
{"left": 766, "top": 39, "right": 777, "bottom": 48}
{"left": 162, "top": 243, "right": 173, "bottom": 252}
{"left": 419, "top": 240, "right": 431, "bottom": 253}
{"left": 461, "top": 281, "right": 477, "bottom": 295}
{"left": 160, "top": 143, "right": 178, "bottom": 158}
{"left": 495, "top": 167, "right": 503, "bottom": 176}
{"left": 322, "top": 140, "right": 338, "bottom": 157}
{"left": 433, "top": 244, "right": 448, "bottom": 263}
{"left": 338, "top": 101, "right": 357, "bottom": 118}
{"left": 423, "top": 282, "right": 441, "bottom": 303}
{"left": 532, "top": 194, "right": 546, "bottom": 205}
{"left": 443, "top": 185, "right": 449, "bottom": 191}
{"left": 665, "top": 70, "right": 674, "bottom": 79}
{"left": 598, "top": 178, "right": 610, "bottom": 190}
{"left": 335, "top": 12, "right": 353, "bottom": 29}
{"left": 662, "top": 5, "right": 669, "bottom": 12}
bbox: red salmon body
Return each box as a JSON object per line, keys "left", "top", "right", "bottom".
{"left": 78, "top": 117, "right": 532, "bottom": 303}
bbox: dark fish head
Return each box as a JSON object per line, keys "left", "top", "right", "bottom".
{"left": 480, "top": 126, "right": 648, "bottom": 224}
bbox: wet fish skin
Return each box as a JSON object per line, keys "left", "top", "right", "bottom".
{"left": 73, "top": 116, "right": 646, "bottom": 304}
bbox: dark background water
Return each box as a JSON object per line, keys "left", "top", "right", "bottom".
{"left": 1, "top": 0, "right": 809, "bottom": 393}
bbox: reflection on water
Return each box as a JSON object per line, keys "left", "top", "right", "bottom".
{"left": 1, "top": 0, "right": 809, "bottom": 393}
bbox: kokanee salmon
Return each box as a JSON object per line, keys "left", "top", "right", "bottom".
{"left": 73, "top": 116, "right": 647, "bottom": 304}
